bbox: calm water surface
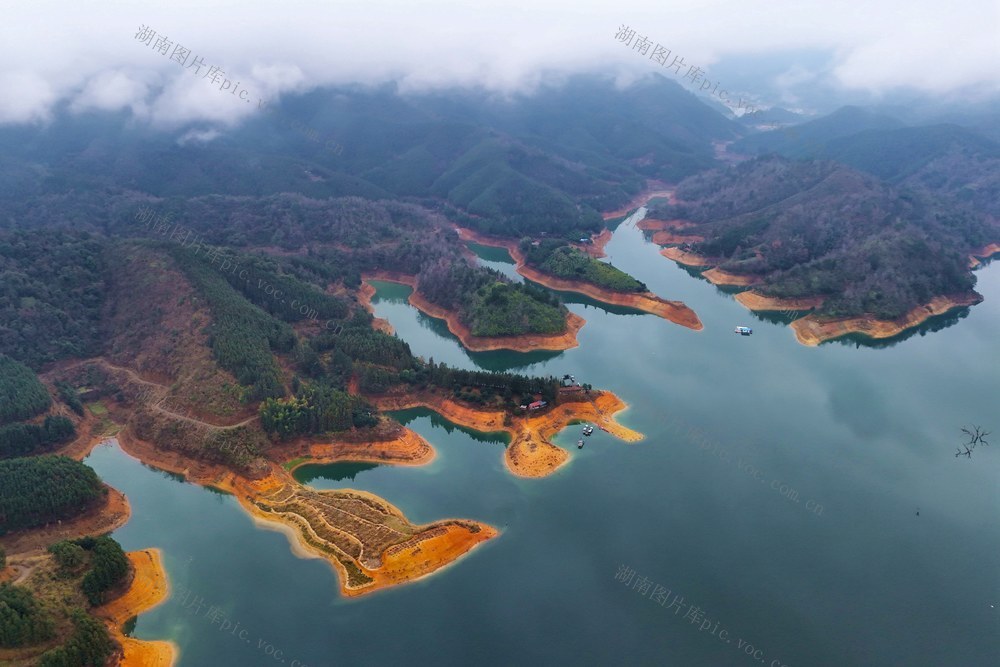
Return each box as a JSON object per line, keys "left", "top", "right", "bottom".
{"left": 88, "top": 208, "right": 1000, "bottom": 666}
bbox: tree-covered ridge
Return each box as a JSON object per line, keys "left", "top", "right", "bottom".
{"left": 0, "top": 75, "right": 740, "bottom": 240}
{"left": 260, "top": 384, "right": 377, "bottom": 440}
{"left": 653, "top": 157, "right": 995, "bottom": 319}
{"left": 75, "top": 536, "right": 130, "bottom": 606}
{"left": 0, "top": 231, "right": 106, "bottom": 368}
{"left": 0, "top": 415, "right": 76, "bottom": 459}
{"left": 0, "top": 583, "right": 55, "bottom": 648}
{"left": 38, "top": 610, "right": 114, "bottom": 667}
{"left": 0, "top": 456, "right": 106, "bottom": 533}
{"left": 0, "top": 354, "right": 51, "bottom": 425}
{"left": 418, "top": 260, "right": 567, "bottom": 336}
{"left": 166, "top": 244, "right": 295, "bottom": 401}
{"left": 520, "top": 239, "right": 647, "bottom": 292}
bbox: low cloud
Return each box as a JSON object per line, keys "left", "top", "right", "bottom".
{"left": 0, "top": 0, "right": 996, "bottom": 128}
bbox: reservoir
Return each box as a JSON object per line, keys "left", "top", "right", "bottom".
{"left": 87, "top": 208, "right": 1000, "bottom": 666}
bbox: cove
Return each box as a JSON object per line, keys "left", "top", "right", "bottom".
{"left": 85, "top": 206, "right": 999, "bottom": 665}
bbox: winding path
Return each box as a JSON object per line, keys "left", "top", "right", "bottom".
{"left": 55, "top": 358, "right": 258, "bottom": 430}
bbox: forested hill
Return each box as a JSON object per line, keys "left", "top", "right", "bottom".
{"left": 652, "top": 156, "right": 998, "bottom": 319}
{"left": 734, "top": 109, "right": 1000, "bottom": 220}
{"left": 0, "top": 74, "right": 740, "bottom": 240}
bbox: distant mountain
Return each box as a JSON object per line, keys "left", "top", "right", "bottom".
{"left": 738, "top": 107, "right": 807, "bottom": 126}
{"left": 0, "top": 74, "right": 741, "bottom": 239}
{"left": 732, "top": 105, "right": 905, "bottom": 157}
{"left": 807, "top": 124, "right": 1000, "bottom": 219}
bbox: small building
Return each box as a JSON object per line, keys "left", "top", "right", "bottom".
{"left": 528, "top": 400, "right": 548, "bottom": 410}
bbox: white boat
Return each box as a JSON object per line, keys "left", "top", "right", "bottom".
{"left": 582, "top": 424, "right": 594, "bottom": 436}
{"left": 734, "top": 326, "right": 753, "bottom": 335}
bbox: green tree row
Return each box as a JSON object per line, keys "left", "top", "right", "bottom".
{"left": 0, "top": 415, "right": 76, "bottom": 459}
{"left": 167, "top": 244, "right": 294, "bottom": 400}
{"left": 260, "top": 382, "right": 377, "bottom": 439}
{"left": 39, "top": 610, "right": 114, "bottom": 667}
{"left": 0, "top": 583, "right": 55, "bottom": 648}
{"left": 0, "top": 456, "right": 106, "bottom": 534}
{"left": 0, "top": 354, "right": 52, "bottom": 425}
{"left": 521, "top": 239, "right": 646, "bottom": 292}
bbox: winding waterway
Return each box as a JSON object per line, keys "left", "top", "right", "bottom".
{"left": 88, "top": 207, "right": 999, "bottom": 666}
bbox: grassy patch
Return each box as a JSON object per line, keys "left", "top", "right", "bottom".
{"left": 282, "top": 456, "right": 311, "bottom": 471}
{"left": 85, "top": 402, "right": 108, "bottom": 416}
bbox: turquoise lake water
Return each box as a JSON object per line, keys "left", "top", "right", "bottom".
{"left": 87, "top": 207, "right": 999, "bottom": 666}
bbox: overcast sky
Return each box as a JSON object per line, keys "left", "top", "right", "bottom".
{"left": 1, "top": 0, "right": 997, "bottom": 127}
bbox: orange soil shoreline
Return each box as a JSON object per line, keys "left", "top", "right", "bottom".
{"left": 363, "top": 272, "right": 586, "bottom": 352}
{"left": 602, "top": 184, "right": 675, "bottom": 220}
{"left": 284, "top": 427, "right": 437, "bottom": 472}
{"left": 357, "top": 282, "right": 395, "bottom": 335}
{"left": 369, "top": 389, "right": 643, "bottom": 478}
{"left": 702, "top": 267, "right": 761, "bottom": 287}
{"left": 789, "top": 293, "right": 983, "bottom": 346}
{"left": 111, "top": 430, "right": 495, "bottom": 598}
{"left": 969, "top": 242, "right": 1000, "bottom": 268}
{"left": 659, "top": 246, "right": 716, "bottom": 267}
{"left": 95, "top": 549, "right": 176, "bottom": 667}
{"left": 454, "top": 228, "right": 703, "bottom": 330}
{"left": 734, "top": 292, "right": 825, "bottom": 312}
{"left": 651, "top": 230, "right": 706, "bottom": 245}
{"left": 637, "top": 218, "right": 697, "bottom": 232}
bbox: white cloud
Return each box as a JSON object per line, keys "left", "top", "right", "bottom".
{"left": 70, "top": 70, "right": 151, "bottom": 116}
{"left": 0, "top": 70, "right": 57, "bottom": 123}
{"left": 0, "top": 0, "right": 996, "bottom": 127}
{"left": 177, "top": 128, "right": 222, "bottom": 145}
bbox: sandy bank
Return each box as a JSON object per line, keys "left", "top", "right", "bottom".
{"left": 363, "top": 272, "right": 586, "bottom": 352}
{"left": 283, "top": 428, "right": 436, "bottom": 472}
{"left": 354, "top": 522, "right": 497, "bottom": 597}
{"left": 658, "top": 246, "right": 716, "bottom": 267}
{"left": 651, "top": 230, "right": 706, "bottom": 245}
{"left": 734, "top": 292, "right": 825, "bottom": 312}
{"left": 637, "top": 218, "right": 697, "bottom": 232}
{"left": 701, "top": 268, "right": 761, "bottom": 287}
{"left": 95, "top": 549, "right": 176, "bottom": 667}
{"left": 583, "top": 228, "right": 613, "bottom": 259}
{"left": 357, "top": 282, "right": 395, "bottom": 335}
{"left": 369, "top": 389, "right": 643, "bottom": 478}
{"left": 789, "top": 293, "right": 983, "bottom": 346}
{"left": 455, "top": 228, "right": 702, "bottom": 330}
{"left": 969, "top": 242, "right": 1000, "bottom": 268}
{"left": 0, "top": 485, "right": 130, "bottom": 556}
{"left": 224, "top": 470, "right": 497, "bottom": 598}
{"left": 602, "top": 184, "right": 675, "bottom": 220}
{"left": 115, "top": 430, "right": 495, "bottom": 599}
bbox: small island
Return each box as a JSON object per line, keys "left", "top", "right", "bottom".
{"left": 361, "top": 271, "right": 586, "bottom": 352}
{"left": 455, "top": 227, "right": 703, "bottom": 330}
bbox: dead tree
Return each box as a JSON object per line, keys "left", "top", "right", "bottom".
{"left": 955, "top": 425, "right": 992, "bottom": 458}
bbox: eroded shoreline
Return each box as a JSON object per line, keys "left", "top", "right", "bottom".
{"left": 111, "top": 429, "right": 496, "bottom": 599}
{"left": 789, "top": 293, "right": 983, "bottom": 345}
{"left": 368, "top": 388, "right": 643, "bottom": 478}
{"left": 95, "top": 548, "right": 176, "bottom": 667}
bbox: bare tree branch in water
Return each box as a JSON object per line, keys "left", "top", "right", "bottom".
{"left": 955, "top": 425, "right": 991, "bottom": 458}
